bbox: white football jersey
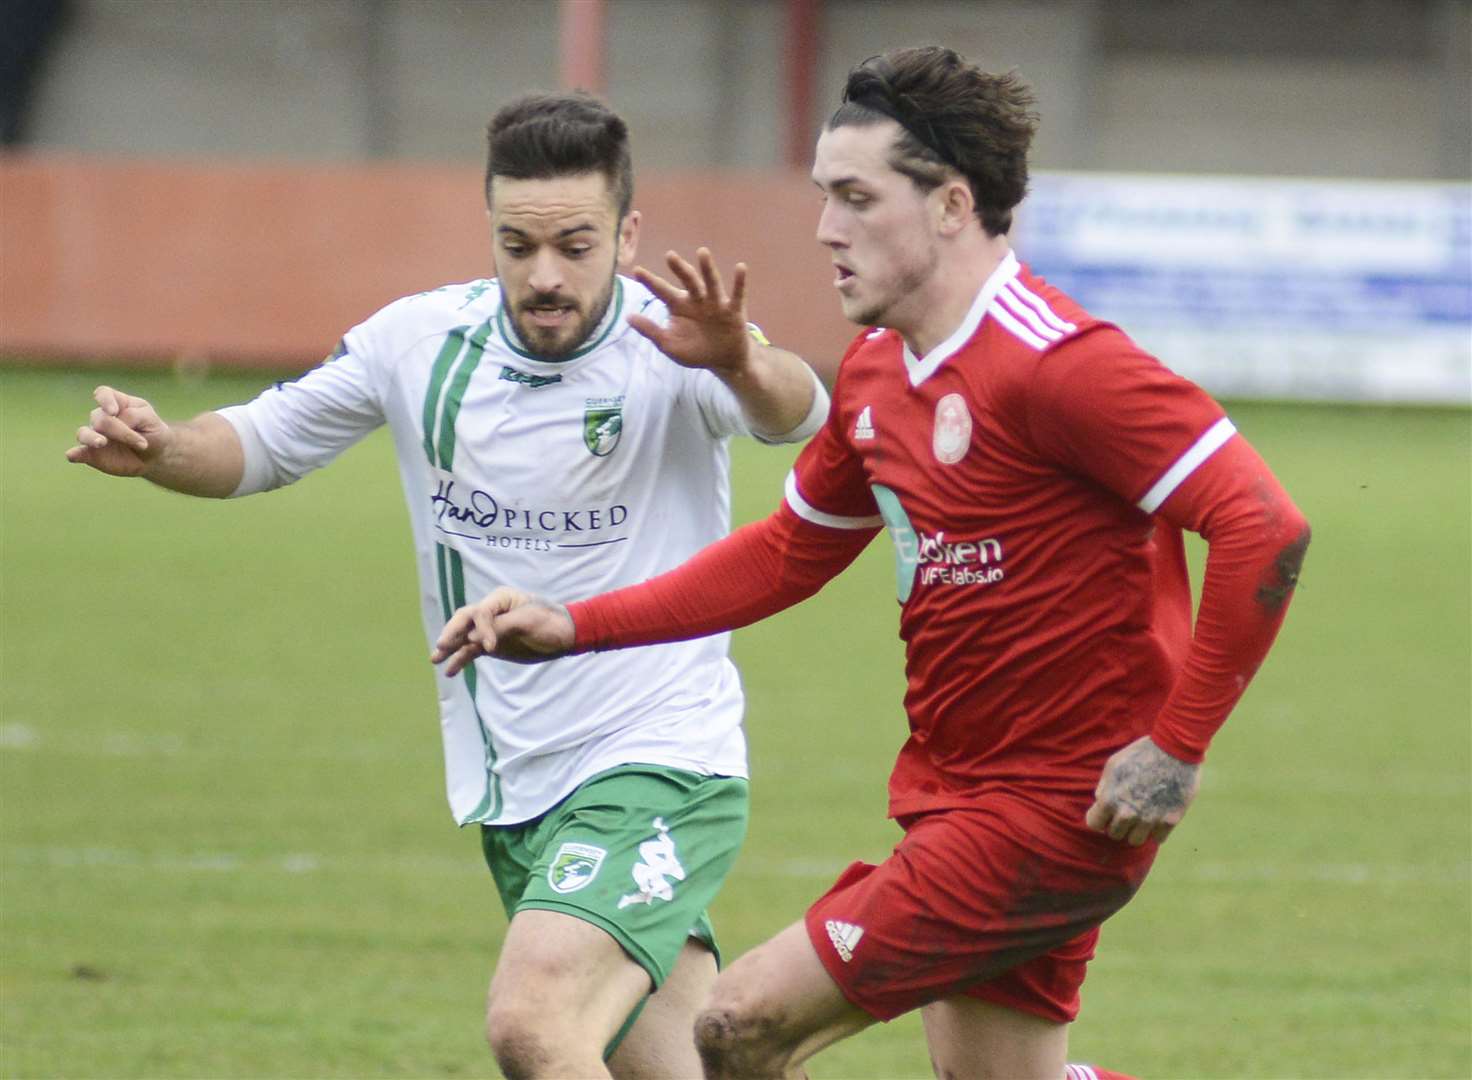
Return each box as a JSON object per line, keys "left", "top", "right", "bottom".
{"left": 218, "top": 276, "right": 826, "bottom": 824}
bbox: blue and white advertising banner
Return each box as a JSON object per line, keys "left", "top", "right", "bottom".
{"left": 1015, "top": 174, "right": 1471, "bottom": 404}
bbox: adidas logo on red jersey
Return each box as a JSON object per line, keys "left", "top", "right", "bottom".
{"left": 853, "top": 406, "right": 875, "bottom": 441}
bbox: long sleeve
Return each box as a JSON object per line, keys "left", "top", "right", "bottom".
{"left": 569, "top": 503, "right": 878, "bottom": 651}
{"left": 1147, "top": 435, "right": 1311, "bottom": 762}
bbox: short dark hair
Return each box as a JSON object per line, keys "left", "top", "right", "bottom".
{"left": 827, "top": 47, "right": 1038, "bottom": 236}
{"left": 485, "top": 91, "right": 634, "bottom": 219}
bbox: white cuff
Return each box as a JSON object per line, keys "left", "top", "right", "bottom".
{"left": 754, "top": 366, "right": 830, "bottom": 445}
{"left": 214, "top": 405, "right": 280, "bottom": 497}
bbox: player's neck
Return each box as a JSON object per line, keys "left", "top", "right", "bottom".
{"left": 894, "top": 234, "right": 1011, "bottom": 359}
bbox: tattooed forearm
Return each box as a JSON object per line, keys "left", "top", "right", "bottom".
{"left": 1256, "top": 524, "right": 1312, "bottom": 612}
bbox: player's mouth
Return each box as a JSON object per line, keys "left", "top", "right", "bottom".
{"left": 523, "top": 303, "right": 578, "bottom": 328}
{"left": 833, "top": 263, "right": 856, "bottom": 290}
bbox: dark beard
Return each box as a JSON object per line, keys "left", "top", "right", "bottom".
{"left": 512, "top": 275, "right": 617, "bottom": 362}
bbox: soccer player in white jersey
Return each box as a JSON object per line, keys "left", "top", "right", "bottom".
{"left": 437, "top": 50, "right": 1310, "bottom": 1079}
{"left": 65, "top": 91, "right": 828, "bottom": 1078}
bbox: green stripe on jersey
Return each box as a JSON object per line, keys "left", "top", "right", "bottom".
{"left": 423, "top": 321, "right": 500, "bottom": 822}
{"left": 421, "top": 328, "right": 470, "bottom": 466}
{"left": 435, "top": 543, "right": 453, "bottom": 622}
{"left": 436, "top": 321, "right": 495, "bottom": 469}
{"left": 447, "top": 546, "right": 502, "bottom": 822}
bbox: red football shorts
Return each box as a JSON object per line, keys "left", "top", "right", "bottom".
{"left": 803, "top": 790, "right": 1157, "bottom": 1024}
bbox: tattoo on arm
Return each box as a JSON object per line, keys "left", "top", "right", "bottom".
{"left": 1110, "top": 743, "right": 1197, "bottom": 818}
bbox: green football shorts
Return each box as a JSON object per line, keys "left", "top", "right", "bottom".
{"left": 480, "top": 764, "right": 749, "bottom": 988}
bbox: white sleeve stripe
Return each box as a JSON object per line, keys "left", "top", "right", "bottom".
{"left": 1136, "top": 417, "right": 1238, "bottom": 513}
{"left": 1005, "top": 279, "right": 1077, "bottom": 333}
{"left": 995, "top": 287, "right": 1065, "bottom": 343}
{"left": 784, "top": 471, "right": 884, "bottom": 529}
{"left": 987, "top": 301, "right": 1052, "bottom": 351}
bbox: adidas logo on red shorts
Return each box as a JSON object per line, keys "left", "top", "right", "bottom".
{"left": 824, "top": 919, "right": 864, "bottom": 962}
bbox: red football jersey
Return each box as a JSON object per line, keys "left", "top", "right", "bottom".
{"left": 786, "top": 252, "right": 1235, "bottom": 817}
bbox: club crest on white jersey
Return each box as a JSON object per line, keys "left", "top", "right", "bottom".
{"left": 584, "top": 397, "right": 625, "bottom": 457}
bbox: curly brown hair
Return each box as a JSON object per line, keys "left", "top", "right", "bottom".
{"left": 828, "top": 46, "right": 1038, "bottom": 237}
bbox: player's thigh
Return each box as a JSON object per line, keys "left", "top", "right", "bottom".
{"left": 921, "top": 995, "right": 1068, "bottom": 1080}
{"left": 607, "top": 938, "right": 717, "bottom": 1080}
{"left": 802, "top": 796, "right": 1149, "bottom": 1026}
{"left": 701, "top": 919, "right": 874, "bottom": 1065}
{"left": 488, "top": 906, "right": 653, "bottom": 1045}
{"left": 483, "top": 766, "right": 748, "bottom": 1042}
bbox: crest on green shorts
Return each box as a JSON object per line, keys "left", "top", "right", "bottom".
{"left": 583, "top": 405, "right": 623, "bottom": 457}
{"left": 547, "top": 842, "right": 606, "bottom": 894}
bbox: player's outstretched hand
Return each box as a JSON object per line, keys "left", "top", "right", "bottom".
{"left": 64, "top": 385, "right": 172, "bottom": 477}
{"left": 627, "top": 247, "right": 751, "bottom": 375}
{"left": 431, "top": 586, "right": 575, "bottom": 674}
{"left": 1085, "top": 735, "right": 1200, "bottom": 846}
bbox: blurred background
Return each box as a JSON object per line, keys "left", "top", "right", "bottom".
{"left": 2, "top": 2, "right": 1469, "bottom": 1078}
{"left": 3, "top": 0, "right": 1469, "bottom": 397}
{"left": 8, "top": 0, "right": 1470, "bottom": 174}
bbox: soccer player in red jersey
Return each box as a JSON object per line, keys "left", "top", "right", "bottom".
{"left": 434, "top": 46, "right": 1310, "bottom": 1080}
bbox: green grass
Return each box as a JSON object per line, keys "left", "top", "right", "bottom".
{"left": 2, "top": 365, "right": 1468, "bottom": 1078}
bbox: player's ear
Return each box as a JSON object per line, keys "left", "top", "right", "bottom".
{"left": 617, "top": 209, "right": 641, "bottom": 271}
{"left": 935, "top": 179, "right": 975, "bottom": 237}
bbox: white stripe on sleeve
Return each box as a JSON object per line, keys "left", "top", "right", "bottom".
{"left": 996, "top": 284, "right": 1066, "bottom": 343}
{"left": 784, "top": 471, "right": 884, "bottom": 529}
{"left": 1005, "top": 278, "right": 1077, "bottom": 334}
{"left": 1136, "top": 417, "right": 1238, "bottom": 513}
{"left": 986, "top": 301, "right": 1052, "bottom": 351}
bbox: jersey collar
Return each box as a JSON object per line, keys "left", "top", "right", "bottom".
{"left": 495, "top": 276, "right": 626, "bottom": 364}
{"left": 902, "top": 250, "right": 1020, "bottom": 387}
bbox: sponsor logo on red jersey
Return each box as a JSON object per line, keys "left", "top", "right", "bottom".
{"left": 873, "top": 483, "right": 1006, "bottom": 599}
{"left": 914, "top": 530, "right": 1005, "bottom": 587}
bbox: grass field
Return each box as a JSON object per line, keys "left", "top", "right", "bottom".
{"left": 2, "top": 365, "right": 1469, "bottom": 1079}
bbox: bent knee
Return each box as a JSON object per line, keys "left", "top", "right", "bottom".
{"left": 692, "top": 1004, "right": 739, "bottom": 1058}
{"left": 694, "top": 1000, "right": 795, "bottom": 1078}
{"left": 485, "top": 999, "right": 568, "bottom": 1079}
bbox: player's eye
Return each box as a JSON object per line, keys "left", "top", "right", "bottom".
{"left": 563, "top": 245, "right": 592, "bottom": 259}
{"left": 501, "top": 243, "right": 530, "bottom": 258}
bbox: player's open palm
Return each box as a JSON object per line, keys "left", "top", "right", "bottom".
{"left": 628, "top": 247, "right": 751, "bottom": 375}
{"left": 65, "top": 385, "right": 171, "bottom": 477}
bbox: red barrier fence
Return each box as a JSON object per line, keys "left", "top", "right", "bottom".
{"left": 1, "top": 153, "right": 853, "bottom": 380}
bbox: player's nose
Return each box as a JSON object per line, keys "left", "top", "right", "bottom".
{"left": 815, "top": 201, "right": 847, "bottom": 249}
{"left": 527, "top": 249, "right": 565, "bottom": 293}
